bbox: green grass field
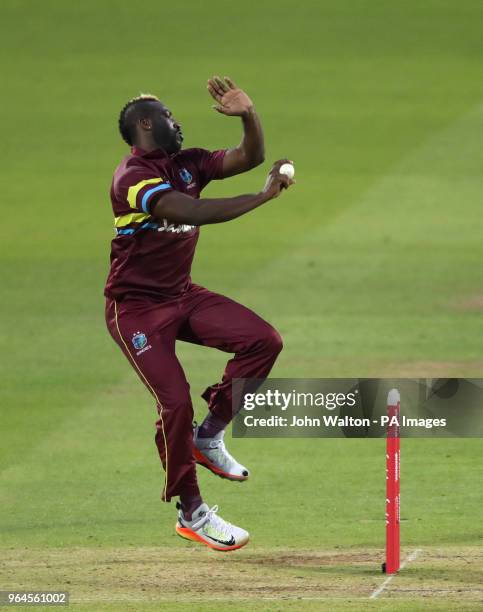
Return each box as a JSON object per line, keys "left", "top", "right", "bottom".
{"left": 2, "top": 0, "right": 483, "bottom": 609}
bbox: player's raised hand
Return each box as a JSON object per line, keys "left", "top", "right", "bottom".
{"left": 207, "top": 76, "right": 254, "bottom": 116}
{"left": 262, "top": 159, "right": 296, "bottom": 200}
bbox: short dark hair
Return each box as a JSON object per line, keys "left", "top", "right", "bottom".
{"left": 118, "top": 94, "right": 160, "bottom": 146}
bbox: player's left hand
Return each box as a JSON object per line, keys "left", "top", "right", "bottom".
{"left": 207, "top": 76, "right": 254, "bottom": 117}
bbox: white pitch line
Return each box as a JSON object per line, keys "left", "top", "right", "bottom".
{"left": 370, "top": 548, "right": 422, "bottom": 599}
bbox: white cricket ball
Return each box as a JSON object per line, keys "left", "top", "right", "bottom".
{"left": 279, "top": 163, "right": 295, "bottom": 179}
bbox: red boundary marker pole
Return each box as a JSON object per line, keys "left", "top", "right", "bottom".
{"left": 382, "top": 388, "right": 400, "bottom": 574}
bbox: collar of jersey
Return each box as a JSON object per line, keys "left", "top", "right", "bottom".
{"left": 131, "top": 146, "right": 170, "bottom": 159}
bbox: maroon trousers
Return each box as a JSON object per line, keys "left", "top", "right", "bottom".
{"left": 105, "top": 283, "right": 282, "bottom": 502}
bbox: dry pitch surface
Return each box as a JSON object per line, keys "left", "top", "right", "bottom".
{"left": 1, "top": 546, "right": 482, "bottom": 610}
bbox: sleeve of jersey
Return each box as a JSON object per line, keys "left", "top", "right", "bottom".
{"left": 193, "top": 148, "right": 227, "bottom": 189}
{"left": 126, "top": 175, "right": 173, "bottom": 214}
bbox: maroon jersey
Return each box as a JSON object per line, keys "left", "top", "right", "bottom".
{"left": 104, "top": 146, "right": 226, "bottom": 300}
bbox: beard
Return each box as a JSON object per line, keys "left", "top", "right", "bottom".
{"left": 152, "top": 124, "right": 181, "bottom": 155}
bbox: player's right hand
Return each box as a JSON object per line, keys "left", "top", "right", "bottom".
{"left": 262, "top": 159, "right": 295, "bottom": 200}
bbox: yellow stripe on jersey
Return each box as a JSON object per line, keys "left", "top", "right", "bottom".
{"left": 127, "top": 178, "right": 164, "bottom": 209}
{"left": 114, "top": 212, "right": 150, "bottom": 228}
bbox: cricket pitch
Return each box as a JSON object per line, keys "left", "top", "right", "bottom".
{"left": 1, "top": 546, "right": 482, "bottom": 611}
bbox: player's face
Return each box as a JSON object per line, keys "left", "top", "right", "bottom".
{"left": 152, "top": 103, "right": 183, "bottom": 154}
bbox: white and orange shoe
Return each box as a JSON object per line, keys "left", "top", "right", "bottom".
{"left": 193, "top": 425, "right": 250, "bottom": 481}
{"left": 175, "top": 502, "right": 249, "bottom": 551}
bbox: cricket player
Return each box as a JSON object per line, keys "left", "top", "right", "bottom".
{"left": 104, "top": 76, "right": 294, "bottom": 551}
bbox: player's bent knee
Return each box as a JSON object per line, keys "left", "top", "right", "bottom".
{"left": 154, "top": 391, "right": 192, "bottom": 417}
{"left": 262, "top": 326, "right": 283, "bottom": 356}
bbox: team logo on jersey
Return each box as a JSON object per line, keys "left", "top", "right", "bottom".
{"left": 132, "top": 331, "right": 147, "bottom": 350}
{"left": 179, "top": 168, "right": 193, "bottom": 184}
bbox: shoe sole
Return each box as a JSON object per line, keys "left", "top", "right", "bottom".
{"left": 175, "top": 524, "right": 249, "bottom": 551}
{"left": 193, "top": 447, "right": 249, "bottom": 481}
